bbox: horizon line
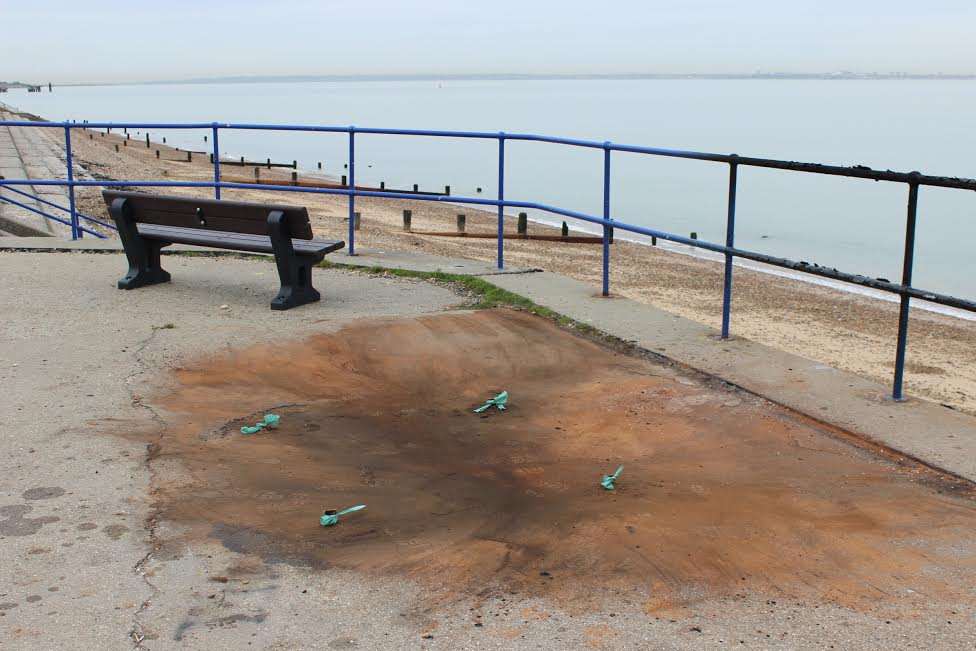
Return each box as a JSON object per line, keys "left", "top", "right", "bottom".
{"left": 6, "top": 70, "right": 976, "bottom": 87}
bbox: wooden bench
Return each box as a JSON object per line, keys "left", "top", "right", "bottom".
{"left": 102, "top": 190, "right": 344, "bottom": 310}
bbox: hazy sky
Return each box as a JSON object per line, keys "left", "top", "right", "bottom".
{"left": 4, "top": 0, "right": 975, "bottom": 82}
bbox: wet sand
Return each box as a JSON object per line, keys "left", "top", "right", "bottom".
{"left": 29, "top": 119, "right": 976, "bottom": 414}
{"left": 132, "top": 310, "right": 976, "bottom": 616}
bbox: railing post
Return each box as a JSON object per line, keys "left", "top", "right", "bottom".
{"left": 211, "top": 123, "right": 221, "bottom": 200}
{"left": 892, "top": 178, "right": 920, "bottom": 401}
{"left": 721, "top": 155, "right": 738, "bottom": 338}
{"left": 64, "top": 125, "right": 79, "bottom": 239}
{"left": 602, "top": 142, "right": 612, "bottom": 296}
{"left": 348, "top": 127, "right": 356, "bottom": 255}
{"left": 496, "top": 133, "right": 505, "bottom": 269}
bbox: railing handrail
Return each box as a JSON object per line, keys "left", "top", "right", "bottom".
{"left": 2, "top": 119, "right": 975, "bottom": 191}
{"left": 1, "top": 116, "right": 972, "bottom": 401}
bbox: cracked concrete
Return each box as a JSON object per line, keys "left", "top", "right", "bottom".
{"left": 125, "top": 328, "right": 167, "bottom": 649}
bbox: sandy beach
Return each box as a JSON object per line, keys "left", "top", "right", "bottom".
{"left": 7, "top": 112, "right": 974, "bottom": 414}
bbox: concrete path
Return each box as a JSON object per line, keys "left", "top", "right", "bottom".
{"left": 0, "top": 108, "right": 77, "bottom": 237}
{"left": 1, "top": 250, "right": 974, "bottom": 649}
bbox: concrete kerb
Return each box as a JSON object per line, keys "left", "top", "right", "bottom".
{"left": 0, "top": 238, "right": 538, "bottom": 277}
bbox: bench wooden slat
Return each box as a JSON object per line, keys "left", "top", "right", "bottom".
{"left": 102, "top": 190, "right": 314, "bottom": 239}
{"left": 137, "top": 223, "right": 343, "bottom": 255}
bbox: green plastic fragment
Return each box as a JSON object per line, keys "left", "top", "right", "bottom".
{"left": 473, "top": 391, "right": 508, "bottom": 413}
{"left": 320, "top": 504, "right": 367, "bottom": 527}
{"left": 240, "top": 413, "right": 280, "bottom": 435}
{"left": 601, "top": 465, "right": 624, "bottom": 491}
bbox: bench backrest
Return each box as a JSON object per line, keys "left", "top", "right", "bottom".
{"left": 101, "top": 190, "right": 314, "bottom": 239}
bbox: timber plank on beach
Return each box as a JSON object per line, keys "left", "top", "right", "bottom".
{"left": 407, "top": 230, "right": 605, "bottom": 243}
{"left": 220, "top": 175, "right": 449, "bottom": 196}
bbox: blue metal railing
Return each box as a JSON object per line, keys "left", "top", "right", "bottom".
{"left": 1, "top": 118, "right": 975, "bottom": 402}
{"left": 0, "top": 177, "right": 108, "bottom": 238}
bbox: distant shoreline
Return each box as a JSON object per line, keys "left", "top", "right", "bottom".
{"left": 22, "top": 72, "right": 976, "bottom": 88}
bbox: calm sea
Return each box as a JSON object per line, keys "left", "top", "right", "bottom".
{"left": 6, "top": 79, "right": 976, "bottom": 299}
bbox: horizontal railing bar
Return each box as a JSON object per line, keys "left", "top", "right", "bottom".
{"left": 728, "top": 156, "right": 975, "bottom": 191}
{"left": 229, "top": 124, "right": 503, "bottom": 139}
{"left": 0, "top": 193, "right": 105, "bottom": 238}
{"left": 2, "top": 176, "right": 971, "bottom": 312}
{"left": 3, "top": 120, "right": 975, "bottom": 190}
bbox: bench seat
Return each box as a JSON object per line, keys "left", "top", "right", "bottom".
{"left": 137, "top": 223, "right": 344, "bottom": 256}
{"left": 103, "top": 190, "right": 345, "bottom": 310}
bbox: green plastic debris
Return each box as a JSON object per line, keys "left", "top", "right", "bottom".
{"left": 473, "top": 391, "right": 508, "bottom": 413}
{"left": 320, "top": 504, "right": 367, "bottom": 527}
{"left": 601, "top": 465, "right": 624, "bottom": 491}
{"left": 240, "top": 413, "right": 280, "bottom": 435}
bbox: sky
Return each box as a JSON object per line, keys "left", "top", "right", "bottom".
{"left": 3, "top": 0, "right": 976, "bottom": 82}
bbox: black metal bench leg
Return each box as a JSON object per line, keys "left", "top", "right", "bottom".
{"left": 268, "top": 210, "right": 322, "bottom": 310}
{"left": 119, "top": 239, "right": 171, "bottom": 289}
{"left": 271, "top": 255, "right": 321, "bottom": 310}
{"left": 109, "top": 197, "right": 171, "bottom": 290}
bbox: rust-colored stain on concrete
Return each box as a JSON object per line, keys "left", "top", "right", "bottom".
{"left": 141, "top": 310, "right": 976, "bottom": 613}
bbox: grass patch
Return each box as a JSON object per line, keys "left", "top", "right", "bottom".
{"left": 161, "top": 251, "right": 594, "bottom": 335}
{"left": 318, "top": 260, "right": 595, "bottom": 334}
{"left": 160, "top": 250, "right": 604, "bottom": 340}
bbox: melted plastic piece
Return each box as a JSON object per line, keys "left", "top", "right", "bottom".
{"left": 473, "top": 391, "right": 509, "bottom": 413}
{"left": 601, "top": 465, "right": 624, "bottom": 491}
{"left": 320, "top": 504, "right": 367, "bottom": 527}
{"left": 240, "top": 413, "right": 280, "bottom": 435}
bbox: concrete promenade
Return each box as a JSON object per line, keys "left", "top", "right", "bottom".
{"left": 1, "top": 246, "right": 974, "bottom": 649}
